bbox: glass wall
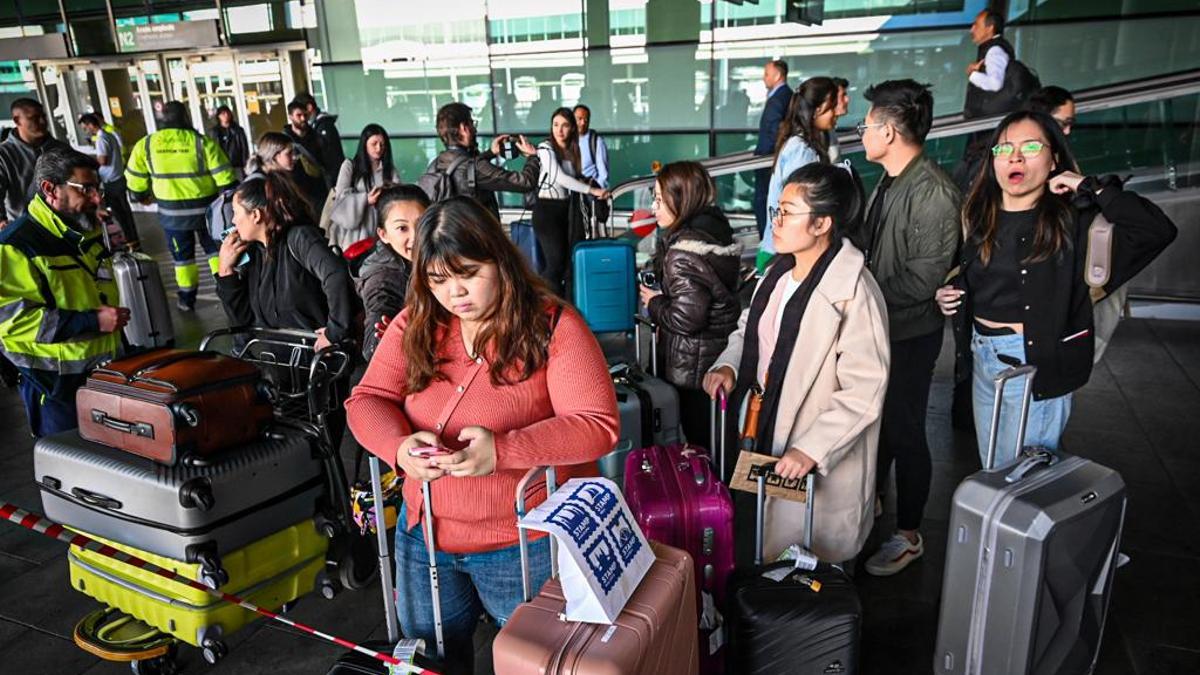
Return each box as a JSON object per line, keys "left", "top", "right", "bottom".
{"left": 304, "top": 0, "right": 1200, "bottom": 188}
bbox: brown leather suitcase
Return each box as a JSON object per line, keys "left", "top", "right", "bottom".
{"left": 492, "top": 539, "right": 699, "bottom": 675}
{"left": 76, "top": 349, "right": 274, "bottom": 465}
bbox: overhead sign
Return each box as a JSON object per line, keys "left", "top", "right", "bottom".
{"left": 116, "top": 20, "right": 221, "bottom": 53}
{"left": 0, "top": 34, "right": 70, "bottom": 60}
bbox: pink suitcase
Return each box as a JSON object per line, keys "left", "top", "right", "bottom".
{"left": 493, "top": 467, "right": 699, "bottom": 675}
{"left": 623, "top": 401, "right": 735, "bottom": 674}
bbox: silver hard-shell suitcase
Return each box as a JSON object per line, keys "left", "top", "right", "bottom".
{"left": 934, "top": 365, "right": 1126, "bottom": 675}
{"left": 35, "top": 424, "right": 324, "bottom": 587}
{"left": 112, "top": 250, "right": 175, "bottom": 349}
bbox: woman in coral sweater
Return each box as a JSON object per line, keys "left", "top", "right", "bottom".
{"left": 346, "top": 196, "right": 619, "bottom": 675}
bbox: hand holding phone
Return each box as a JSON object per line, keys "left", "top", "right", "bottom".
{"left": 409, "top": 446, "right": 450, "bottom": 458}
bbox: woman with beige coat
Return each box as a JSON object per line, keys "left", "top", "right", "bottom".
{"left": 704, "top": 163, "right": 890, "bottom": 564}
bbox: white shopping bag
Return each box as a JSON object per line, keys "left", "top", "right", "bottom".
{"left": 518, "top": 477, "right": 654, "bottom": 624}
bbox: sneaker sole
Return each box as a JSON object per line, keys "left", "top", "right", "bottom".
{"left": 865, "top": 548, "right": 924, "bottom": 577}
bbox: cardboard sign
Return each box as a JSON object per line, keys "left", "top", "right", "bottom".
{"left": 728, "top": 451, "right": 809, "bottom": 503}
{"left": 519, "top": 478, "right": 654, "bottom": 624}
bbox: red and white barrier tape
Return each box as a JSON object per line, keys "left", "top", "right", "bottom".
{"left": 0, "top": 501, "right": 438, "bottom": 675}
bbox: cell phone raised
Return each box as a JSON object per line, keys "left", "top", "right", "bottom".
{"left": 409, "top": 446, "right": 451, "bottom": 458}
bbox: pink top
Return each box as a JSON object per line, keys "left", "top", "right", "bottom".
{"left": 346, "top": 305, "right": 620, "bottom": 553}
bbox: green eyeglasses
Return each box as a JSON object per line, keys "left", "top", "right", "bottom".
{"left": 992, "top": 141, "right": 1046, "bottom": 158}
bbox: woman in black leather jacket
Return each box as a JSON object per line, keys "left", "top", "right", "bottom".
{"left": 639, "top": 161, "right": 742, "bottom": 449}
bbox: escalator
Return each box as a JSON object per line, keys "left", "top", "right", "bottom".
{"left": 595, "top": 68, "right": 1200, "bottom": 300}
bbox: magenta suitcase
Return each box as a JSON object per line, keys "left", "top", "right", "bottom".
{"left": 624, "top": 442, "right": 734, "bottom": 673}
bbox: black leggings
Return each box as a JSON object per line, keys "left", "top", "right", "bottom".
{"left": 876, "top": 329, "right": 943, "bottom": 532}
{"left": 531, "top": 198, "right": 579, "bottom": 297}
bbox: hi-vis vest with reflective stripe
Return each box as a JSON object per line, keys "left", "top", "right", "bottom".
{"left": 0, "top": 194, "right": 120, "bottom": 380}
{"left": 125, "top": 128, "right": 236, "bottom": 231}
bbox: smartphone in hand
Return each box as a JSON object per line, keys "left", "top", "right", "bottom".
{"left": 409, "top": 446, "right": 450, "bottom": 458}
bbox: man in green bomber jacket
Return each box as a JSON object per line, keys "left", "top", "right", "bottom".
{"left": 0, "top": 148, "right": 129, "bottom": 437}
{"left": 855, "top": 80, "right": 962, "bottom": 577}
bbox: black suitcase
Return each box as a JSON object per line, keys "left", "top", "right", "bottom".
{"left": 326, "top": 456, "right": 444, "bottom": 674}
{"left": 727, "top": 466, "right": 862, "bottom": 675}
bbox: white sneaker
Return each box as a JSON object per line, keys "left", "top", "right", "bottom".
{"left": 865, "top": 533, "right": 924, "bottom": 577}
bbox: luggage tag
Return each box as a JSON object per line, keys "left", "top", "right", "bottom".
{"left": 388, "top": 638, "right": 426, "bottom": 674}
{"left": 729, "top": 451, "right": 809, "bottom": 503}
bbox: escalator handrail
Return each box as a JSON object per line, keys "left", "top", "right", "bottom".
{"left": 612, "top": 67, "right": 1200, "bottom": 201}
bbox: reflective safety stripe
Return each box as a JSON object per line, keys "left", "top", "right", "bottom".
{"left": 35, "top": 308, "right": 72, "bottom": 343}
{"left": 125, "top": 168, "right": 149, "bottom": 178}
{"left": 196, "top": 134, "right": 207, "bottom": 175}
{"left": 148, "top": 171, "right": 212, "bottom": 179}
{"left": 175, "top": 262, "right": 199, "bottom": 290}
{"left": 2, "top": 349, "right": 113, "bottom": 375}
{"left": 0, "top": 299, "right": 32, "bottom": 324}
{"left": 158, "top": 205, "right": 210, "bottom": 216}
{"left": 209, "top": 164, "right": 231, "bottom": 176}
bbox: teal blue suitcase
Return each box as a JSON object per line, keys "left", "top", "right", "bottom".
{"left": 572, "top": 239, "right": 636, "bottom": 333}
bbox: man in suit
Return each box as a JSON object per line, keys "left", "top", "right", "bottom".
{"left": 753, "top": 60, "right": 791, "bottom": 238}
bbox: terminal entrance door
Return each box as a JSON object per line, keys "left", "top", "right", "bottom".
{"left": 33, "top": 45, "right": 307, "bottom": 154}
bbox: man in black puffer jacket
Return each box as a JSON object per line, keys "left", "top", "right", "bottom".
{"left": 639, "top": 162, "right": 742, "bottom": 450}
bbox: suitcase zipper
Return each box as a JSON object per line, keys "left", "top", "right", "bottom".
{"left": 964, "top": 457, "right": 1086, "bottom": 671}
{"left": 69, "top": 549, "right": 323, "bottom": 611}
{"left": 85, "top": 373, "right": 263, "bottom": 403}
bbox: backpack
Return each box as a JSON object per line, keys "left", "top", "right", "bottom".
{"left": 418, "top": 149, "right": 476, "bottom": 203}
{"left": 1003, "top": 58, "right": 1041, "bottom": 107}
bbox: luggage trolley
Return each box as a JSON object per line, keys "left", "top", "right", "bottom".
{"left": 200, "top": 327, "right": 376, "bottom": 597}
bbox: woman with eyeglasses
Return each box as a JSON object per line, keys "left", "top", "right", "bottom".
{"left": 703, "top": 162, "right": 889, "bottom": 564}
{"left": 760, "top": 77, "right": 839, "bottom": 273}
{"left": 1026, "top": 86, "right": 1076, "bottom": 136}
{"left": 936, "top": 111, "right": 1175, "bottom": 467}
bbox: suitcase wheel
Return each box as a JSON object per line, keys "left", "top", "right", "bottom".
{"left": 201, "top": 637, "right": 227, "bottom": 665}
{"left": 179, "top": 478, "right": 215, "bottom": 512}
{"left": 174, "top": 404, "right": 200, "bottom": 428}
{"left": 314, "top": 512, "right": 339, "bottom": 539}
{"left": 316, "top": 570, "right": 339, "bottom": 600}
{"left": 330, "top": 533, "right": 377, "bottom": 591}
{"left": 196, "top": 553, "right": 229, "bottom": 589}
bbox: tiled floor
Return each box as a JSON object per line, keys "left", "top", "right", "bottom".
{"left": 0, "top": 215, "right": 1197, "bottom": 674}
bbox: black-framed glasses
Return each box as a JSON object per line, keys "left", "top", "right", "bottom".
{"left": 991, "top": 141, "right": 1046, "bottom": 158}
{"left": 769, "top": 206, "right": 816, "bottom": 222}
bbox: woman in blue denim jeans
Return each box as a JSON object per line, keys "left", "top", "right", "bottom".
{"left": 936, "top": 111, "right": 1176, "bottom": 467}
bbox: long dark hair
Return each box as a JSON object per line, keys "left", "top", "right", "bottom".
{"left": 403, "top": 197, "right": 558, "bottom": 392}
{"left": 964, "top": 110, "right": 1080, "bottom": 266}
{"left": 774, "top": 77, "right": 837, "bottom": 165}
{"left": 656, "top": 161, "right": 716, "bottom": 231}
{"left": 548, "top": 107, "right": 582, "bottom": 174}
{"left": 351, "top": 124, "right": 395, "bottom": 190}
{"left": 234, "top": 172, "right": 314, "bottom": 256}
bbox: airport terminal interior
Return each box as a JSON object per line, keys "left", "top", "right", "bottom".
{"left": 0, "top": 0, "right": 1198, "bottom": 673}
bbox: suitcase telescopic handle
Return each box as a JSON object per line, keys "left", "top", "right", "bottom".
{"left": 516, "top": 466, "right": 559, "bottom": 603}
{"left": 633, "top": 314, "right": 658, "bottom": 377}
{"left": 985, "top": 365, "right": 1038, "bottom": 471}
{"left": 419, "top": 479, "right": 446, "bottom": 660}
{"left": 753, "top": 462, "right": 816, "bottom": 567}
{"left": 368, "top": 456, "right": 400, "bottom": 645}
{"left": 710, "top": 386, "right": 728, "bottom": 482}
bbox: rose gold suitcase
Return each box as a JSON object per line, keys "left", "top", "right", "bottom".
{"left": 492, "top": 468, "right": 700, "bottom": 675}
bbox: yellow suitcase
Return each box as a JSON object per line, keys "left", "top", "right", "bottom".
{"left": 68, "top": 520, "right": 327, "bottom": 661}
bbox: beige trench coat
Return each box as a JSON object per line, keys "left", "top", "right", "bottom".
{"left": 712, "top": 239, "right": 890, "bottom": 563}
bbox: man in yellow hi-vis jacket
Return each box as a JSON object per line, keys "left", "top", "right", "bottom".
{"left": 0, "top": 148, "right": 129, "bottom": 436}
{"left": 126, "top": 101, "right": 236, "bottom": 311}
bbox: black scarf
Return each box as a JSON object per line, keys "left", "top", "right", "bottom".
{"left": 732, "top": 242, "right": 839, "bottom": 455}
